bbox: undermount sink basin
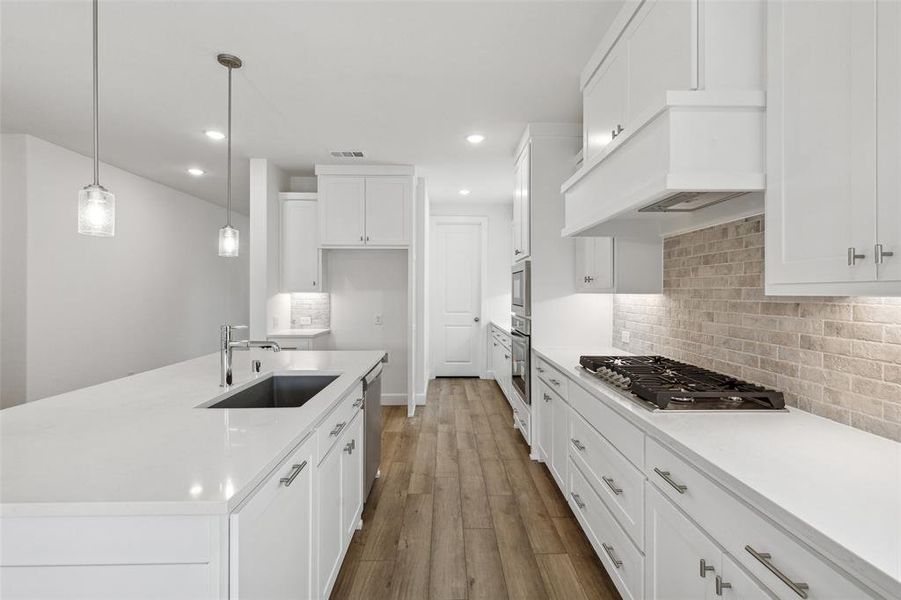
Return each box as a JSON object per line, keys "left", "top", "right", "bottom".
{"left": 205, "top": 375, "right": 340, "bottom": 409}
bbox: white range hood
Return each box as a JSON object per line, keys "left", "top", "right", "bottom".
{"left": 561, "top": 90, "right": 766, "bottom": 238}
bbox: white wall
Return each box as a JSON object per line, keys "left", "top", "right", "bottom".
{"left": 0, "top": 134, "right": 249, "bottom": 404}
{"left": 249, "top": 159, "right": 290, "bottom": 338}
{"left": 1, "top": 135, "right": 28, "bottom": 407}
{"left": 429, "top": 202, "right": 513, "bottom": 377}
{"left": 322, "top": 250, "right": 408, "bottom": 401}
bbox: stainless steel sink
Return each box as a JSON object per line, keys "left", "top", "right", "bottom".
{"left": 205, "top": 375, "right": 340, "bottom": 409}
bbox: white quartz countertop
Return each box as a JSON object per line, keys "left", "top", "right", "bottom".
{"left": 0, "top": 350, "right": 384, "bottom": 517}
{"left": 267, "top": 328, "right": 331, "bottom": 338}
{"left": 533, "top": 346, "right": 901, "bottom": 597}
{"left": 490, "top": 320, "right": 511, "bottom": 335}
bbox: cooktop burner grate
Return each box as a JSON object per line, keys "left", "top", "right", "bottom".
{"left": 579, "top": 355, "right": 785, "bottom": 411}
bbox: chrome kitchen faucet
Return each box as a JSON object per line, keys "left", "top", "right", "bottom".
{"left": 220, "top": 324, "right": 281, "bottom": 387}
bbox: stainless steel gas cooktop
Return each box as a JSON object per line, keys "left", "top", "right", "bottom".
{"left": 579, "top": 355, "right": 786, "bottom": 411}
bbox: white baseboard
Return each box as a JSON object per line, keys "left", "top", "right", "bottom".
{"left": 380, "top": 393, "right": 408, "bottom": 406}
{"left": 415, "top": 392, "right": 426, "bottom": 405}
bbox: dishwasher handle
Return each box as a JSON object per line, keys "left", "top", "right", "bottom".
{"left": 363, "top": 362, "right": 383, "bottom": 389}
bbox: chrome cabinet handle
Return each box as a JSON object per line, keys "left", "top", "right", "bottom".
{"left": 549, "top": 378, "right": 560, "bottom": 386}
{"left": 536, "top": 366, "right": 545, "bottom": 373}
{"left": 700, "top": 558, "right": 715, "bottom": 578}
{"left": 252, "top": 360, "right": 262, "bottom": 373}
{"left": 494, "top": 342, "right": 498, "bottom": 347}
{"left": 504, "top": 354, "right": 510, "bottom": 359}
{"left": 514, "top": 249, "right": 522, "bottom": 255}
{"left": 745, "top": 546, "right": 809, "bottom": 598}
{"left": 571, "top": 439, "right": 585, "bottom": 452}
{"left": 654, "top": 467, "right": 687, "bottom": 494}
{"left": 344, "top": 440, "right": 354, "bottom": 454}
{"left": 876, "top": 244, "right": 894, "bottom": 264}
{"left": 360, "top": 236, "right": 364, "bottom": 241}
{"left": 570, "top": 492, "right": 585, "bottom": 509}
{"left": 602, "top": 476, "right": 622, "bottom": 495}
{"left": 366, "top": 235, "right": 370, "bottom": 241}
{"left": 848, "top": 247, "right": 866, "bottom": 266}
{"left": 330, "top": 421, "right": 346, "bottom": 437}
{"left": 543, "top": 393, "right": 551, "bottom": 402}
{"left": 715, "top": 575, "right": 732, "bottom": 596}
{"left": 602, "top": 543, "right": 623, "bottom": 568}
{"left": 353, "top": 398, "right": 363, "bottom": 408}
{"left": 279, "top": 461, "right": 307, "bottom": 487}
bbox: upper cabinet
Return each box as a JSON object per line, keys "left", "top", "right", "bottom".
{"left": 315, "top": 166, "right": 414, "bottom": 248}
{"left": 575, "top": 237, "right": 663, "bottom": 294}
{"left": 766, "top": 0, "right": 901, "bottom": 295}
{"left": 280, "top": 193, "right": 325, "bottom": 293}
{"left": 513, "top": 143, "right": 531, "bottom": 262}
{"left": 563, "top": 0, "right": 766, "bottom": 238}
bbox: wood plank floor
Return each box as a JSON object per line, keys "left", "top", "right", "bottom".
{"left": 331, "top": 378, "right": 622, "bottom": 600}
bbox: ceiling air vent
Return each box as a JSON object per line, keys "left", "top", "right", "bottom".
{"left": 329, "top": 150, "right": 365, "bottom": 158}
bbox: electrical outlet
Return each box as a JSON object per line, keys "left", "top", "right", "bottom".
{"left": 375, "top": 314, "right": 383, "bottom": 326}
{"left": 299, "top": 316, "right": 312, "bottom": 326}
{"left": 621, "top": 330, "right": 631, "bottom": 343}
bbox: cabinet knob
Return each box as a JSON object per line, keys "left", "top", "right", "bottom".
{"left": 585, "top": 276, "right": 595, "bottom": 283}
{"left": 312, "top": 281, "right": 316, "bottom": 286}
{"left": 366, "top": 236, "right": 370, "bottom": 242}
{"left": 514, "top": 249, "right": 522, "bottom": 255}
{"left": 876, "top": 244, "right": 894, "bottom": 264}
{"left": 360, "top": 236, "right": 364, "bottom": 241}
{"left": 474, "top": 317, "right": 480, "bottom": 322}
{"left": 848, "top": 247, "right": 866, "bottom": 266}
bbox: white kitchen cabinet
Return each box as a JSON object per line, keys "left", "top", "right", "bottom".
{"left": 512, "top": 144, "right": 531, "bottom": 262}
{"left": 317, "top": 172, "right": 412, "bottom": 247}
{"left": 535, "top": 378, "right": 569, "bottom": 491}
{"left": 583, "top": 46, "right": 627, "bottom": 162}
{"left": 878, "top": 0, "right": 901, "bottom": 283}
{"left": 280, "top": 194, "right": 325, "bottom": 292}
{"left": 319, "top": 176, "right": 366, "bottom": 246}
{"left": 316, "top": 433, "right": 343, "bottom": 599}
{"left": 645, "top": 483, "right": 719, "bottom": 600}
{"left": 364, "top": 176, "right": 412, "bottom": 245}
{"left": 229, "top": 435, "right": 315, "bottom": 600}
{"left": 536, "top": 380, "right": 553, "bottom": 464}
{"left": 574, "top": 237, "right": 663, "bottom": 294}
{"left": 341, "top": 412, "right": 364, "bottom": 541}
{"left": 718, "top": 555, "right": 775, "bottom": 600}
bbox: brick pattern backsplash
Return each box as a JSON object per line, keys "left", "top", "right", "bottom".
{"left": 613, "top": 215, "right": 901, "bottom": 442}
{"left": 290, "top": 293, "right": 330, "bottom": 328}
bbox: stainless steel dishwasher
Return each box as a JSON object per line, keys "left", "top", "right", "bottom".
{"left": 362, "top": 362, "right": 383, "bottom": 500}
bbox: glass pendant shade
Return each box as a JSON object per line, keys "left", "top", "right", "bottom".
{"left": 218, "top": 225, "right": 239, "bottom": 257}
{"left": 77, "top": 184, "right": 115, "bottom": 237}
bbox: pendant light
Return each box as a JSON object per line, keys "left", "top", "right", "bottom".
{"left": 77, "top": 0, "right": 115, "bottom": 237}
{"left": 217, "top": 53, "right": 242, "bottom": 257}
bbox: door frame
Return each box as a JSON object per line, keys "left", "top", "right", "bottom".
{"left": 429, "top": 215, "right": 489, "bottom": 379}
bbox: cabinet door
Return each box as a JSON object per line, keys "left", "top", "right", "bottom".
{"left": 364, "top": 176, "right": 411, "bottom": 245}
{"left": 281, "top": 200, "right": 321, "bottom": 292}
{"left": 877, "top": 0, "right": 901, "bottom": 281}
{"left": 766, "top": 0, "right": 878, "bottom": 285}
{"left": 583, "top": 46, "right": 627, "bottom": 162}
{"left": 645, "top": 484, "right": 719, "bottom": 600}
{"left": 716, "top": 555, "right": 774, "bottom": 600}
{"left": 550, "top": 390, "right": 569, "bottom": 491}
{"left": 575, "top": 238, "right": 615, "bottom": 292}
{"left": 518, "top": 145, "right": 531, "bottom": 260}
{"left": 320, "top": 177, "right": 365, "bottom": 246}
{"left": 230, "top": 437, "right": 315, "bottom": 600}
{"left": 625, "top": 0, "right": 695, "bottom": 129}
{"left": 341, "top": 412, "right": 364, "bottom": 541}
{"left": 512, "top": 154, "right": 524, "bottom": 261}
{"left": 536, "top": 381, "right": 553, "bottom": 463}
{"left": 317, "top": 442, "right": 344, "bottom": 598}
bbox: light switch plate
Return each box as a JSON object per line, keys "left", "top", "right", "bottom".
{"left": 621, "top": 330, "right": 631, "bottom": 343}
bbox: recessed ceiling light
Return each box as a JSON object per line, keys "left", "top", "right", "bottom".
{"left": 466, "top": 134, "right": 485, "bottom": 145}
{"left": 459, "top": 189, "right": 471, "bottom": 196}
{"left": 204, "top": 130, "right": 226, "bottom": 141}
{"left": 187, "top": 167, "right": 205, "bottom": 176}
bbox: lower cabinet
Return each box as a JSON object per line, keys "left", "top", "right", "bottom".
{"left": 536, "top": 379, "right": 569, "bottom": 490}
{"left": 229, "top": 435, "right": 316, "bottom": 600}
{"left": 341, "top": 413, "right": 364, "bottom": 541}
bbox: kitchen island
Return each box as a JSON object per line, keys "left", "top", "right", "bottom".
{"left": 0, "top": 349, "right": 384, "bottom": 599}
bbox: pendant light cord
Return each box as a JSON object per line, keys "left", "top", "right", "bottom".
{"left": 226, "top": 64, "right": 232, "bottom": 227}
{"left": 92, "top": 0, "right": 99, "bottom": 186}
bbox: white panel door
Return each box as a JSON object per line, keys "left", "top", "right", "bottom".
{"left": 230, "top": 437, "right": 315, "bottom": 600}
{"left": 431, "top": 219, "right": 483, "bottom": 376}
{"left": 316, "top": 443, "right": 344, "bottom": 598}
{"left": 878, "top": 0, "right": 901, "bottom": 280}
{"left": 767, "top": 0, "right": 878, "bottom": 284}
{"left": 645, "top": 484, "right": 719, "bottom": 600}
{"left": 364, "top": 176, "right": 411, "bottom": 245}
{"left": 341, "top": 412, "right": 364, "bottom": 541}
{"left": 281, "top": 199, "right": 321, "bottom": 292}
{"left": 320, "top": 176, "right": 365, "bottom": 246}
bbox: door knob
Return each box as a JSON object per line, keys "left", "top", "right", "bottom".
{"left": 474, "top": 317, "right": 480, "bottom": 322}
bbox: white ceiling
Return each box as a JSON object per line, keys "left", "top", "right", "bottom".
{"left": 1, "top": 0, "right": 622, "bottom": 213}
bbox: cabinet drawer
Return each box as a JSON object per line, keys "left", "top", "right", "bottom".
{"left": 646, "top": 438, "right": 872, "bottom": 600}
{"left": 317, "top": 383, "right": 363, "bottom": 464}
{"left": 569, "top": 411, "right": 645, "bottom": 550}
{"left": 534, "top": 358, "right": 567, "bottom": 396}
{"left": 511, "top": 393, "right": 530, "bottom": 445}
{"left": 568, "top": 383, "right": 644, "bottom": 469}
{"left": 568, "top": 458, "right": 643, "bottom": 600}
{"left": 492, "top": 331, "right": 510, "bottom": 350}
